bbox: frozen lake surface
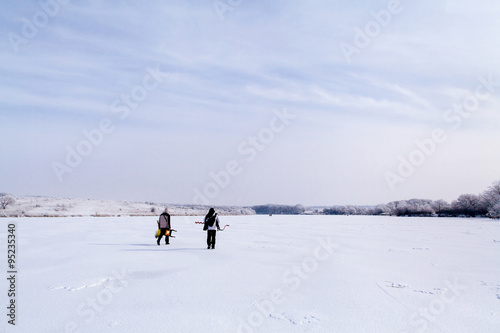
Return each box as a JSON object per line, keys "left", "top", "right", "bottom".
{"left": 2, "top": 215, "right": 500, "bottom": 332}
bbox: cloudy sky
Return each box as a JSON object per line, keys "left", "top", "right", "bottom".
{"left": 1, "top": 0, "right": 499, "bottom": 206}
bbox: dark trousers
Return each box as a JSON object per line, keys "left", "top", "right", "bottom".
{"left": 207, "top": 230, "right": 216, "bottom": 248}
{"left": 157, "top": 228, "right": 169, "bottom": 244}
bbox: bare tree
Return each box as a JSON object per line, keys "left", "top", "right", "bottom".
{"left": 487, "top": 180, "right": 500, "bottom": 197}
{"left": 0, "top": 195, "right": 15, "bottom": 209}
{"left": 431, "top": 199, "right": 450, "bottom": 214}
{"left": 453, "top": 194, "right": 478, "bottom": 210}
{"left": 482, "top": 180, "right": 500, "bottom": 209}
{"left": 489, "top": 202, "right": 500, "bottom": 219}
{"left": 452, "top": 194, "right": 488, "bottom": 216}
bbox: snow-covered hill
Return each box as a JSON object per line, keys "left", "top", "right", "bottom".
{"left": 0, "top": 196, "right": 255, "bottom": 217}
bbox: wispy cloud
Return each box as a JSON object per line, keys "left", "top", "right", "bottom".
{"left": 1, "top": 0, "right": 499, "bottom": 205}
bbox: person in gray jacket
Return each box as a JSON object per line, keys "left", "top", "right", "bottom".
{"left": 157, "top": 208, "right": 171, "bottom": 245}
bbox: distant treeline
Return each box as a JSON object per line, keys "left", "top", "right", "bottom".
{"left": 252, "top": 204, "right": 305, "bottom": 215}
{"left": 323, "top": 180, "right": 500, "bottom": 218}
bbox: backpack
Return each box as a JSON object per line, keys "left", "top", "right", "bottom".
{"left": 207, "top": 214, "right": 217, "bottom": 227}
{"left": 204, "top": 214, "right": 216, "bottom": 230}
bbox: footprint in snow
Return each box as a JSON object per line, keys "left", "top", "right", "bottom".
{"left": 269, "top": 313, "right": 320, "bottom": 326}
{"left": 385, "top": 281, "right": 409, "bottom": 289}
{"left": 413, "top": 288, "right": 441, "bottom": 295}
{"left": 481, "top": 281, "right": 500, "bottom": 300}
{"left": 49, "top": 277, "right": 112, "bottom": 292}
{"left": 388, "top": 248, "right": 430, "bottom": 252}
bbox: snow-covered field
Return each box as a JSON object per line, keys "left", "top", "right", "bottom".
{"left": 2, "top": 215, "right": 500, "bottom": 333}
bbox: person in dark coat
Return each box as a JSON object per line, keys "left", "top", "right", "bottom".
{"left": 203, "top": 207, "right": 220, "bottom": 249}
{"left": 157, "top": 208, "right": 171, "bottom": 245}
